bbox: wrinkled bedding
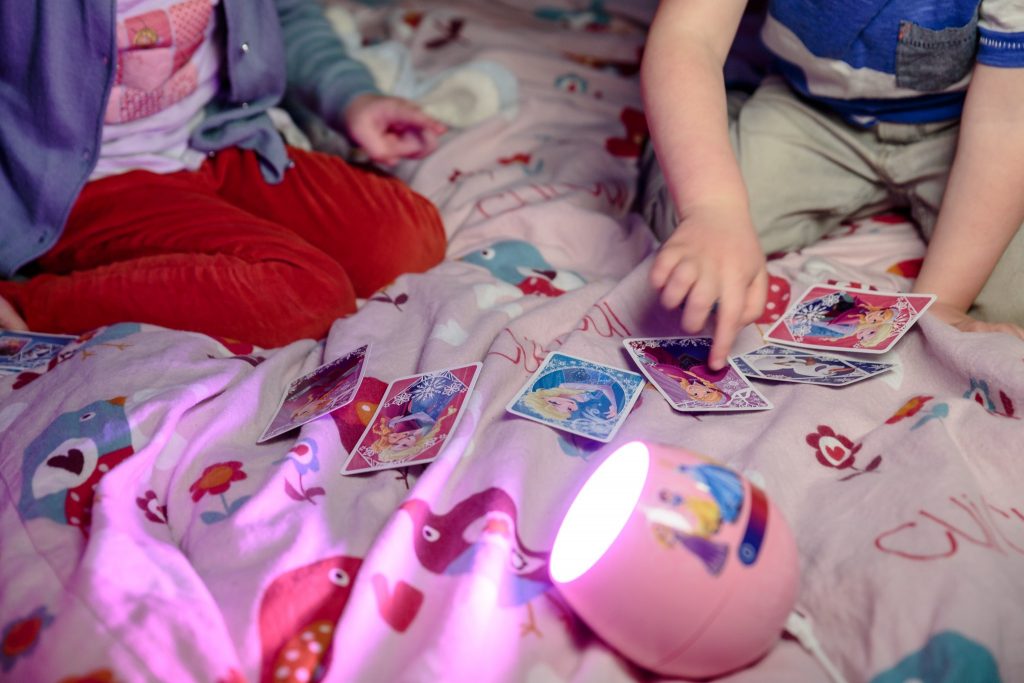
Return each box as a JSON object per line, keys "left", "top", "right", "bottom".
{"left": 2, "top": 2, "right": 1023, "bottom": 682}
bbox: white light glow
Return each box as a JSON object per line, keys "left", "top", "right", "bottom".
{"left": 550, "top": 441, "right": 650, "bottom": 584}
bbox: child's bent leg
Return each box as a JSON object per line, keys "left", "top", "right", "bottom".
{"left": 10, "top": 169, "right": 357, "bottom": 347}
{"left": 732, "top": 78, "right": 894, "bottom": 254}
{"left": 210, "top": 147, "right": 447, "bottom": 298}
{"left": 638, "top": 78, "right": 895, "bottom": 254}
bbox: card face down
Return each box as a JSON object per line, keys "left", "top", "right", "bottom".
{"left": 623, "top": 337, "right": 772, "bottom": 412}
{"left": 0, "top": 330, "right": 77, "bottom": 374}
{"left": 764, "top": 285, "right": 934, "bottom": 354}
{"left": 506, "top": 352, "right": 645, "bottom": 443}
{"left": 732, "top": 344, "right": 894, "bottom": 387}
{"left": 342, "top": 362, "right": 481, "bottom": 474}
{"left": 259, "top": 344, "right": 370, "bottom": 443}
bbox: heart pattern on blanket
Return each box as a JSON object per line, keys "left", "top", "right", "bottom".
{"left": 46, "top": 448, "right": 85, "bottom": 475}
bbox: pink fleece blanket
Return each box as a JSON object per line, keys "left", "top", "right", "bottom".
{"left": 2, "top": 2, "right": 1022, "bottom": 682}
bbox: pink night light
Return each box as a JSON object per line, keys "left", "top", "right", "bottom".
{"left": 550, "top": 441, "right": 800, "bottom": 679}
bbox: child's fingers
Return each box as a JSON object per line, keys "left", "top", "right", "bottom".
{"left": 361, "top": 128, "right": 424, "bottom": 164}
{"left": 710, "top": 270, "right": 767, "bottom": 369}
{"left": 389, "top": 102, "right": 447, "bottom": 136}
{"left": 679, "top": 277, "right": 718, "bottom": 333}
{"left": 408, "top": 128, "right": 441, "bottom": 157}
{"left": 649, "top": 245, "right": 683, "bottom": 289}
{"left": 709, "top": 289, "right": 743, "bottom": 370}
{"left": 386, "top": 134, "right": 428, "bottom": 158}
{"left": 740, "top": 268, "right": 768, "bottom": 325}
{"left": 659, "top": 260, "right": 698, "bottom": 311}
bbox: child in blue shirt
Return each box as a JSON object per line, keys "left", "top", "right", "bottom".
{"left": 641, "top": 0, "right": 1024, "bottom": 369}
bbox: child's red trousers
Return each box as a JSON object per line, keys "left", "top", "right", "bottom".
{"left": 1, "top": 147, "right": 445, "bottom": 348}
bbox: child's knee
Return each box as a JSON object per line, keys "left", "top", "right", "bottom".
{"left": 398, "top": 190, "right": 447, "bottom": 272}
{"left": 247, "top": 260, "right": 357, "bottom": 346}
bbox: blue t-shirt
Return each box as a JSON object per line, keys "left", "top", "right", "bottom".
{"left": 762, "top": 0, "right": 1024, "bottom": 125}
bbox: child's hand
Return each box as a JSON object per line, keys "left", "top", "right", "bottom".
{"left": 343, "top": 94, "right": 447, "bottom": 167}
{"left": 927, "top": 300, "right": 1024, "bottom": 341}
{"left": 0, "top": 294, "right": 28, "bottom": 331}
{"left": 651, "top": 205, "right": 767, "bottom": 370}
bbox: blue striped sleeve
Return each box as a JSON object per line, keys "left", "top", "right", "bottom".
{"left": 977, "top": 28, "right": 1024, "bottom": 67}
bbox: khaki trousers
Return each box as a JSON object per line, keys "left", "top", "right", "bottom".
{"left": 639, "top": 76, "right": 1024, "bottom": 324}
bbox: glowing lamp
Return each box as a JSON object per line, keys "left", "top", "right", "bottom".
{"left": 550, "top": 441, "right": 800, "bottom": 679}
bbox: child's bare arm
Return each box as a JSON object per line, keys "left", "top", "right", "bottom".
{"left": 642, "top": 0, "right": 765, "bottom": 370}
{"left": 912, "top": 64, "right": 1024, "bottom": 341}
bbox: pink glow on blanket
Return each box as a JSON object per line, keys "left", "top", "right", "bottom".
{"left": 549, "top": 441, "right": 649, "bottom": 583}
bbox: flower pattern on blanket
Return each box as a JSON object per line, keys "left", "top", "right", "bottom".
{"left": 399, "top": 488, "right": 550, "bottom": 607}
{"left": 807, "top": 425, "right": 861, "bottom": 470}
{"left": 806, "top": 424, "right": 884, "bottom": 482}
{"left": 189, "top": 461, "right": 251, "bottom": 524}
{"left": 258, "top": 555, "right": 364, "bottom": 683}
{"left": 964, "top": 378, "right": 1018, "bottom": 419}
{"left": 18, "top": 397, "right": 134, "bottom": 535}
{"left": 274, "top": 438, "right": 325, "bottom": 505}
{"left": 460, "top": 239, "right": 585, "bottom": 297}
{"left": 887, "top": 394, "right": 949, "bottom": 430}
{"left": 136, "top": 489, "right": 169, "bottom": 524}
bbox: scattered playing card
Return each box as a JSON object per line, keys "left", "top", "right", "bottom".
{"left": 0, "top": 329, "right": 77, "bottom": 374}
{"left": 506, "top": 352, "right": 645, "bottom": 443}
{"left": 764, "top": 285, "right": 934, "bottom": 354}
{"left": 258, "top": 344, "right": 370, "bottom": 443}
{"left": 732, "top": 344, "right": 894, "bottom": 387}
{"left": 623, "top": 337, "right": 772, "bottom": 412}
{"left": 341, "top": 362, "right": 481, "bottom": 474}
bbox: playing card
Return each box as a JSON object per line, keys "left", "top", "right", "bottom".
{"left": 0, "top": 329, "right": 77, "bottom": 374}
{"left": 341, "top": 362, "right": 481, "bottom": 474}
{"left": 732, "top": 344, "right": 894, "bottom": 387}
{"left": 764, "top": 285, "right": 934, "bottom": 354}
{"left": 258, "top": 344, "right": 370, "bottom": 443}
{"left": 623, "top": 337, "right": 772, "bottom": 412}
{"left": 505, "top": 352, "right": 645, "bottom": 443}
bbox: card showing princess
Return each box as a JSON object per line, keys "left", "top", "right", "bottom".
{"left": 764, "top": 285, "right": 935, "bottom": 354}
{"left": 506, "top": 352, "right": 646, "bottom": 442}
{"left": 623, "top": 337, "right": 772, "bottom": 412}
{"left": 732, "top": 344, "right": 894, "bottom": 387}
{"left": 258, "top": 344, "right": 370, "bottom": 443}
{"left": 342, "top": 363, "right": 481, "bottom": 475}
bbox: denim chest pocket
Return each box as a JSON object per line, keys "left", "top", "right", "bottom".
{"left": 895, "top": 17, "right": 978, "bottom": 91}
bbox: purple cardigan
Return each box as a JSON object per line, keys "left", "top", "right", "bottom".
{"left": 0, "top": 0, "right": 378, "bottom": 278}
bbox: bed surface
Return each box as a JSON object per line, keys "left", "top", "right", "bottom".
{"left": 2, "top": 2, "right": 1023, "bottom": 682}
